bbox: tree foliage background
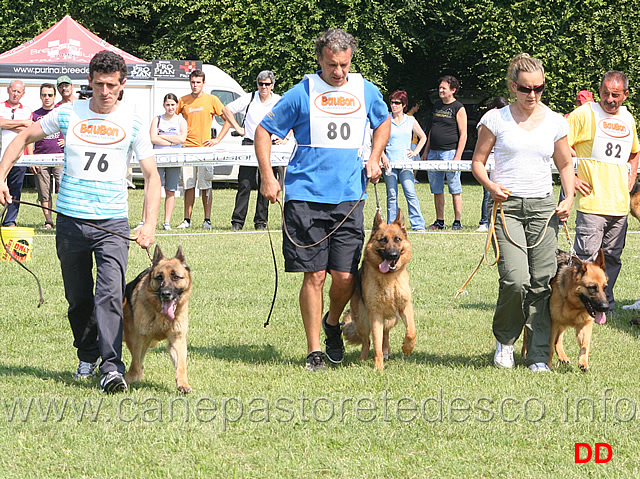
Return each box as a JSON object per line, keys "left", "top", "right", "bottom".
{"left": 1, "top": 0, "right": 640, "bottom": 115}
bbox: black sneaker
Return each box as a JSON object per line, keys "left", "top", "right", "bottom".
{"left": 255, "top": 224, "right": 267, "bottom": 231}
{"left": 322, "top": 312, "right": 344, "bottom": 364}
{"left": 428, "top": 221, "right": 446, "bottom": 230}
{"left": 231, "top": 223, "right": 242, "bottom": 232}
{"left": 306, "top": 351, "right": 327, "bottom": 372}
{"left": 100, "top": 371, "right": 127, "bottom": 394}
{"left": 452, "top": 221, "right": 463, "bottom": 231}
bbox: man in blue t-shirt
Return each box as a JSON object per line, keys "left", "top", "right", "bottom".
{"left": 256, "top": 28, "right": 390, "bottom": 372}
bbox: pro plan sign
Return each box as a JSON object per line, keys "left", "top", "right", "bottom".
{"left": 152, "top": 60, "right": 203, "bottom": 81}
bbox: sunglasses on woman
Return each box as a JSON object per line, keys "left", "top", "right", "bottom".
{"left": 390, "top": 100, "right": 403, "bottom": 105}
{"left": 515, "top": 83, "right": 545, "bottom": 95}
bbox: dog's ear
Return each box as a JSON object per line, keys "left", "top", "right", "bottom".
{"left": 572, "top": 255, "right": 586, "bottom": 276}
{"left": 394, "top": 208, "right": 407, "bottom": 231}
{"left": 153, "top": 245, "right": 164, "bottom": 264}
{"left": 372, "top": 209, "right": 384, "bottom": 232}
{"left": 595, "top": 248, "right": 605, "bottom": 270}
{"left": 175, "top": 245, "right": 189, "bottom": 268}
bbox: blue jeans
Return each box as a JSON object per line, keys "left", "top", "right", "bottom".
{"left": 480, "top": 187, "right": 490, "bottom": 225}
{"left": 385, "top": 167, "right": 425, "bottom": 229}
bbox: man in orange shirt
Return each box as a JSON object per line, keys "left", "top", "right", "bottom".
{"left": 176, "top": 69, "right": 225, "bottom": 229}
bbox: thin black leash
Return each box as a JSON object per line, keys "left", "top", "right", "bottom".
{"left": 263, "top": 178, "right": 377, "bottom": 327}
{"left": 0, "top": 199, "right": 153, "bottom": 307}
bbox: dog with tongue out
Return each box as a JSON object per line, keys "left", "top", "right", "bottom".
{"left": 122, "top": 245, "right": 193, "bottom": 393}
{"left": 342, "top": 209, "right": 416, "bottom": 370}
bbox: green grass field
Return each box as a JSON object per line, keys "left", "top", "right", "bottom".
{"left": 1, "top": 179, "right": 640, "bottom": 478}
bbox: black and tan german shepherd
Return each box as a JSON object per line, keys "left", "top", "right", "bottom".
{"left": 123, "top": 245, "right": 193, "bottom": 393}
{"left": 342, "top": 209, "right": 416, "bottom": 370}
{"left": 548, "top": 250, "right": 608, "bottom": 371}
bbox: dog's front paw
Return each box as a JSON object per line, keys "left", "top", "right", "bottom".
{"left": 578, "top": 362, "right": 589, "bottom": 372}
{"left": 177, "top": 383, "right": 192, "bottom": 394}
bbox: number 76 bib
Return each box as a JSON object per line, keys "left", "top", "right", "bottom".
{"left": 64, "top": 101, "right": 133, "bottom": 181}
{"left": 590, "top": 102, "right": 634, "bottom": 165}
{"left": 306, "top": 73, "right": 367, "bottom": 149}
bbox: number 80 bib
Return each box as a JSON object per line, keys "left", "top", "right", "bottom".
{"left": 305, "top": 73, "right": 367, "bottom": 149}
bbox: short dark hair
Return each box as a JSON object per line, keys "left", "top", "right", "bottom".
{"left": 163, "top": 93, "right": 179, "bottom": 103}
{"left": 40, "top": 83, "right": 56, "bottom": 94}
{"left": 89, "top": 50, "right": 128, "bottom": 83}
{"left": 439, "top": 75, "right": 460, "bottom": 93}
{"left": 190, "top": 69, "right": 205, "bottom": 82}
{"left": 390, "top": 90, "right": 409, "bottom": 107}
{"left": 488, "top": 96, "right": 509, "bottom": 109}
{"left": 315, "top": 29, "right": 358, "bottom": 57}
{"left": 601, "top": 71, "right": 629, "bottom": 91}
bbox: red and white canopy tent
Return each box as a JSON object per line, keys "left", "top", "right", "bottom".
{"left": 0, "top": 15, "right": 151, "bottom": 80}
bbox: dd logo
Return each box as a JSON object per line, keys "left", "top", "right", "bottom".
{"left": 574, "top": 443, "right": 612, "bottom": 463}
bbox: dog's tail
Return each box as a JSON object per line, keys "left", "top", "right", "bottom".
{"left": 342, "top": 309, "right": 363, "bottom": 345}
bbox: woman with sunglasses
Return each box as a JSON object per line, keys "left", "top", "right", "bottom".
{"left": 471, "top": 53, "right": 575, "bottom": 372}
{"left": 381, "top": 90, "right": 427, "bottom": 230}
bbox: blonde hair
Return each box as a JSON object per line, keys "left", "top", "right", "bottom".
{"left": 506, "top": 53, "right": 544, "bottom": 85}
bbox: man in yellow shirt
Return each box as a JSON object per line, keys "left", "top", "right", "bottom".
{"left": 176, "top": 69, "right": 225, "bottom": 229}
{"left": 567, "top": 71, "right": 640, "bottom": 314}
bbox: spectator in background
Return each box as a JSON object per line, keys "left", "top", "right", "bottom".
{"left": 28, "top": 82, "right": 63, "bottom": 229}
{"left": 142, "top": 93, "right": 187, "bottom": 230}
{"left": 0, "top": 80, "right": 32, "bottom": 226}
{"left": 56, "top": 75, "right": 77, "bottom": 105}
{"left": 214, "top": 70, "right": 287, "bottom": 231}
{"left": 381, "top": 90, "right": 427, "bottom": 230}
{"left": 476, "top": 96, "right": 510, "bottom": 232}
{"left": 421, "top": 75, "right": 467, "bottom": 230}
{"left": 176, "top": 69, "right": 226, "bottom": 230}
{"left": 406, "top": 101, "right": 422, "bottom": 183}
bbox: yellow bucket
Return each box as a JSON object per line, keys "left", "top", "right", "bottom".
{"left": 1, "top": 226, "right": 34, "bottom": 262}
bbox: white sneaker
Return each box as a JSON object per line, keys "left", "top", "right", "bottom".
{"left": 476, "top": 224, "right": 489, "bottom": 232}
{"left": 176, "top": 220, "right": 191, "bottom": 229}
{"left": 74, "top": 359, "right": 100, "bottom": 379}
{"left": 622, "top": 298, "right": 640, "bottom": 310}
{"left": 203, "top": 220, "right": 212, "bottom": 230}
{"left": 494, "top": 340, "right": 515, "bottom": 369}
{"left": 528, "top": 362, "right": 551, "bottom": 372}
{"left": 163, "top": 223, "right": 172, "bottom": 230}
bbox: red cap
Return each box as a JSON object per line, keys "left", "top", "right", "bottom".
{"left": 576, "top": 90, "right": 594, "bottom": 104}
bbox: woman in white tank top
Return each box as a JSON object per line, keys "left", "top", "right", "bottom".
{"left": 137, "top": 93, "right": 187, "bottom": 230}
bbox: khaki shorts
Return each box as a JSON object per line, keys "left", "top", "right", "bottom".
{"left": 35, "top": 166, "right": 63, "bottom": 202}
{"left": 182, "top": 166, "right": 213, "bottom": 190}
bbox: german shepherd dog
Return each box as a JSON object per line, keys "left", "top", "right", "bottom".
{"left": 548, "top": 250, "right": 608, "bottom": 371}
{"left": 123, "top": 245, "right": 193, "bottom": 393}
{"left": 342, "top": 209, "right": 416, "bottom": 370}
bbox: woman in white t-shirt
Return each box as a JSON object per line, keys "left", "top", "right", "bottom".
{"left": 146, "top": 93, "right": 187, "bottom": 230}
{"left": 471, "top": 53, "right": 575, "bottom": 373}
